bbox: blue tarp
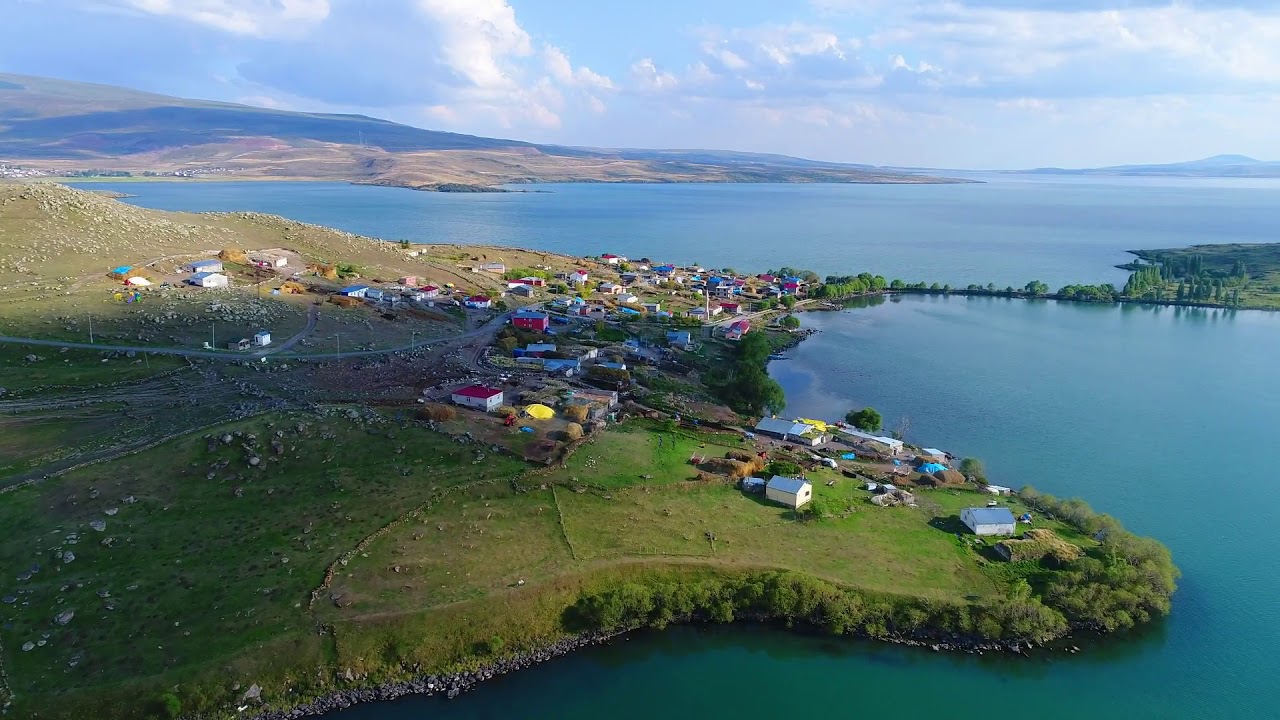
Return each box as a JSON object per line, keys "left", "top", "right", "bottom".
{"left": 892, "top": 460, "right": 903, "bottom": 466}
{"left": 841, "top": 453, "right": 857, "bottom": 460}
{"left": 919, "top": 463, "right": 947, "bottom": 474}
{"left": 520, "top": 427, "right": 535, "bottom": 433}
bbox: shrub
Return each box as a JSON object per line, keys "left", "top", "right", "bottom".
{"left": 419, "top": 404, "right": 457, "bottom": 422}
{"left": 767, "top": 460, "right": 802, "bottom": 477}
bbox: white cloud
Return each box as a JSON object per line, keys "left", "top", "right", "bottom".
{"left": 123, "top": 0, "right": 329, "bottom": 37}
{"left": 415, "top": 0, "right": 532, "bottom": 91}
{"left": 544, "top": 45, "right": 614, "bottom": 90}
{"left": 631, "top": 58, "right": 679, "bottom": 93}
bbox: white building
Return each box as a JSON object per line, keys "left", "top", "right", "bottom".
{"left": 450, "top": 385, "right": 504, "bottom": 412}
{"left": 188, "top": 272, "right": 229, "bottom": 288}
{"left": 187, "top": 259, "right": 224, "bottom": 274}
{"left": 254, "top": 330, "right": 272, "bottom": 347}
{"left": 766, "top": 476, "right": 813, "bottom": 509}
{"left": 960, "top": 507, "right": 1017, "bottom": 536}
{"left": 568, "top": 269, "right": 590, "bottom": 285}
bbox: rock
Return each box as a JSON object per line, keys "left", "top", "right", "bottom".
{"left": 25, "top": 354, "right": 38, "bottom": 363}
{"left": 2, "top": 595, "right": 16, "bottom": 604}
{"left": 89, "top": 520, "right": 106, "bottom": 532}
{"left": 123, "top": 495, "right": 137, "bottom": 504}
{"left": 54, "top": 609, "right": 75, "bottom": 626}
{"left": 241, "top": 683, "right": 263, "bottom": 703}
{"left": 105, "top": 507, "right": 118, "bottom": 516}
{"left": 222, "top": 434, "right": 234, "bottom": 444}
{"left": 21, "top": 642, "right": 35, "bottom": 652}
{"left": 249, "top": 456, "right": 261, "bottom": 466}
{"left": 61, "top": 551, "right": 75, "bottom": 564}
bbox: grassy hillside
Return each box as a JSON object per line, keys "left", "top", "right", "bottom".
{"left": 0, "top": 73, "right": 962, "bottom": 188}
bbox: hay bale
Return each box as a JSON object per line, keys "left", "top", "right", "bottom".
{"left": 563, "top": 404, "right": 589, "bottom": 423}
{"left": 725, "top": 450, "right": 754, "bottom": 462}
{"left": 563, "top": 423, "right": 584, "bottom": 441}
{"left": 702, "top": 457, "right": 751, "bottom": 479}
{"left": 496, "top": 406, "right": 518, "bottom": 419}
{"left": 281, "top": 280, "right": 307, "bottom": 294}
{"left": 933, "top": 469, "right": 966, "bottom": 486}
{"left": 219, "top": 248, "right": 249, "bottom": 265}
{"left": 418, "top": 404, "right": 456, "bottom": 422}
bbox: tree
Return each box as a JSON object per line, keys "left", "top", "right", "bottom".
{"left": 1024, "top": 280, "right": 1049, "bottom": 296}
{"left": 780, "top": 295, "right": 797, "bottom": 309}
{"left": 781, "top": 315, "right": 801, "bottom": 329}
{"left": 844, "top": 407, "right": 882, "bottom": 432}
{"left": 959, "top": 457, "right": 987, "bottom": 482}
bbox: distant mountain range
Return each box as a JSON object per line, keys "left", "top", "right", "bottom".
{"left": 1016, "top": 155, "right": 1280, "bottom": 178}
{"left": 0, "top": 73, "right": 959, "bottom": 189}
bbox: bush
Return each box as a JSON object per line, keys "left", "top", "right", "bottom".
{"left": 564, "top": 423, "right": 585, "bottom": 441}
{"left": 419, "top": 404, "right": 457, "bottom": 422}
{"left": 767, "top": 460, "right": 802, "bottom": 477}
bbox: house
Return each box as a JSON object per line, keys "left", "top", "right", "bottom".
{"left": 339, "top": 285, "right": 369, "bottom": 298}
{"left": 251, "top": 255, "right": 288, "bottom": 269}
{"left": 720, "top": 302, "right": 742, "bottom": 315}
{"left": 512, "top": 310, "right": 551, "bottom": 332}
{"left": 253, "top": 330, "right": 272, "bottom": 347}
{"left": 464, "top": 295, "right": 492, "bottom": 309}
{"left": 599, "top": 361, "right": 627, "bottom": 371}
{"left": 984, "top": 484, "right": 1014, "bottom": 496}
{"left": 782, "top": 281, "right": 802, "bottom": 294}
{"left": 725, "top": 320, "right": 751, "bottom": 341}
{"left": 618, "top": 293, "right": 639, "bottom": 304}
{"left": 403, "top": 289, "right": 427, "bottom": 301}
{"left": 835, "top": 427, "right": 905, "bottom": 455}
{"left": 568, "top": 269, "right": 590, "bottom": 285}
{"left": 509, "top": 284, "right": 536, "bottom": 298}
{"left": 450, "top": 385, "right": 504, "bottom": 412}
{"left": 757, "top": 274, "right": 776, "bottom": 283}
{"left": 543, "top": 359, "right": 581, "bottom": 376}
{"left": 754, "top": 418, "right": 813, "bottom": 442}
{"left": 686, "top": 307, "right": 708, "bottom": 320}
{"left": 960, "top": 507, "right": 1017, "bottom": 536}
{"left": 666, "top": 331, "right": 693, "bottom": 350}
{"left": 419, "top": 285, "right": 440, "bottom": 298}
{"left": 598, "top": 282, "right": 623, "bottom": 295}
{"left": 654, "top": 264, "right": 676, "bottom": 276}
{"left": 478, "top": 262, "right": 506, "bottom": 274}
{"left": 188, "top": 272, "right": 229, "bottom": 288}
{"left": 523, "top": 343, "right": 557, "bottom": 356}
{"left": 643, "top": 302, "right": 662, "bottom": 314}
{"left": 398, "top": 275, "right": 418, "bottom": 286}
{"left": 620, "top": 272, "right": 641, "bottom": 284}
{"left": 921, "top": 448, "right": 946, "bottom": 459}
{"left": 708, "top": 305, "right": 724, "bottom": 316}
{"left": 573, "top": 388, "right": 619, "bottom": 407}
{"left": 766, "top": 476, "right": 813, "bottom": 509}
{"left": 226, "top": 338, "right": 252, "bottom": 351}
{"left": 188, "top": 259, "right": 224, "bottom": 274}
{"left": 600, "top": 253, "right": 626, "bottom": 265}
{"left": 364, "top": 288, "right": 386, "bottom": 302}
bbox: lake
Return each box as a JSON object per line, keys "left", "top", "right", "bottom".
{"left": 77, "top": 177, "right": 1280, "bottom": 289}
{"left": 80, "top": 179, "right": 1280, "bottom": 718}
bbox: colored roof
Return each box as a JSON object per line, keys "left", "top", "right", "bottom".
{"left": 965, "top": 507, "right": 1016, "bottom": 526}
{"left": 453, "top": 385, "right": 502, "bottom": 400}
{"left": 340, "top": 285, "right": 369, "bottom": 293}
{"left": 514, "top": 310, "right": 549, "bottom": 319}
{"left": 190, "top": 259, "right": 221, "bottom": 268}
{"left": 767, "top": 476, "right": 811, "bottom": 495}
{"left": 755, "top": 418, "right": 810, "bottom": 437}
{"left": 922, "top": 448, "right": 945, "bottom": 457}
{"left": 190, "top": 272, "right": 224, "bottom": 281}
{"left": 467, "top": 295, "right": 491, "bottom": 302}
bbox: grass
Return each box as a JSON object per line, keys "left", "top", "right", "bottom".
{"left": 0, "top": 411, "right": 528, "bottom": 717}
{"left": 0, "top": 345, "right": 186, "bottom": 393}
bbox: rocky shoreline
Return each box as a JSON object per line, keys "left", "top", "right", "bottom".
{"left": 249, "top": 632, "right": 618, "bottom": 719}
{"left": 246, "top": 617, "right": 1067, "bottom": 720}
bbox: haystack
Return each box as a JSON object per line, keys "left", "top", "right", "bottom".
{"left": 218, "top": 248, "right": 249, "bottom": 265}
{"left": 280, "top": 280, "right": 308, "bottom": 294}
{"left": 994, "top": 529, "right": 1083, "bottom": 565}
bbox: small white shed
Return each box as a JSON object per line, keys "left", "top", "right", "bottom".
{"left": 189, "top": 272, "right": 229, "bottom": 288}
{"left": 960, "top": 507, "right": 1016, "bottom": 536}
{"left": 254, "top": 330, "right": 272, "bottom": 347}
{"left": 766, "top": 476, "right": 813, "bottom": 509}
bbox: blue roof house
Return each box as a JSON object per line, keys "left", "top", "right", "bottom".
{"left": 960, "top": 507, "right": 1017, "bottom": 536}
{"left": 340, "top": 285, "right": 370, "bottom": 298}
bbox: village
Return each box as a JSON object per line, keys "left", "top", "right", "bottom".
{"left": 90, "top": 241, "right": 1042, "bottom": 547}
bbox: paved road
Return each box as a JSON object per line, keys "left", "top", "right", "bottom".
{"left": 0, "top": 309, "right": 518, "bottom": 362}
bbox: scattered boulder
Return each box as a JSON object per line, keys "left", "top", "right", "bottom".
{"left": 61, "top": 551, "right": 75, "bottom": 564}
{"left": 54, "top": 609, "right": 75, "bottom": 626}
{"left": 21, "top": 642, "right": 34, "bottom": 652}
{"left": 105, "top": 507, "right": 119, "bottom": 516}
{"left": 240, "top": 684, "right": 262, "bottom": 703}
{"left": 89, "top": 520, "right": 106, "bottom": 532}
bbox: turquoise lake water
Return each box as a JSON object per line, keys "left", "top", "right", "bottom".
{"left": 83, "top": 180, "right": 1280, "bottom": 718}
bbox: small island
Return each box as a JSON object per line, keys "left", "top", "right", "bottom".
{"left": 0, "top": 184, "right": 1176, "bottom": 720}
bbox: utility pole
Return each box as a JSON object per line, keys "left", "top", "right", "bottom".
{"left": 336, "top": 332, "right": 341, "bottom": 359}
{"left": 88, "top": 315, "right": 94, "bottom": 344}
{"left": 211, "top": 322, "right": 216, "bottom": 350}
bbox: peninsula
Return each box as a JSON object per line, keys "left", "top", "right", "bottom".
{"left": 0, "top": 184, "right": 1176, "bottom": 720}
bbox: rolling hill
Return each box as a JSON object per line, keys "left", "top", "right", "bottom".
{"left": 1017, "top": 154, "right": 1280, "bottom": 178}
{"left": 0, "top": 73, "right": 959, "bottom": 188}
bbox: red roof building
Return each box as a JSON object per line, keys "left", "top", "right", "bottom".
{"left": 450, "top": 384, "right": 504, "bottom": 411}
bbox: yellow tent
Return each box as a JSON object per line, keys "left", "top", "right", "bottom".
{"left": 524, "top": 404, "right": 555, "bottom": 420}
{"left": 797, "top": 418, "right": 829, "bottom": 432}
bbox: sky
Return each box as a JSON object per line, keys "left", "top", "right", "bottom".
{"left": 3, "top": 0, "right": 1280, "bottom": 168}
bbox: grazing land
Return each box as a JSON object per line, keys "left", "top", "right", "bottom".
{"left": 0, "top": 184, "right": 1175, "bottom": 720}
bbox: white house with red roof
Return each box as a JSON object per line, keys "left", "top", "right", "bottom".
{"left": 464, "top": 295, "right": 492, "bottom": 309}
{"left": 450, "top": 385, "right": 504, "bottom": 412}
{"left": 720, "top": 302, "right": 742, "bottom": 315}
{"left": 725, "top": 320, "right": 752, "bottom": 341}
{"left": 568, "top": 269, "right": 590, "bottom": 285}
{"left": 600, "top": 254, "right": 626, "bottom": 265}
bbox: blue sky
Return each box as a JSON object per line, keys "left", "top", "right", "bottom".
{"left": 3, "top": 0, "right": 1280, "bottom": 168}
